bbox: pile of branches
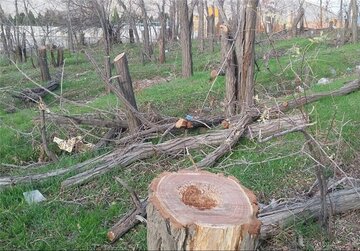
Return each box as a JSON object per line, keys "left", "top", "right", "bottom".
{"left": 2, "top": 67, "right": 360, "bottom": 244}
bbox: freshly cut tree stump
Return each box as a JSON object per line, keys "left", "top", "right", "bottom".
{"left": 147, "top": 170, "right": 261, "bottom": 250}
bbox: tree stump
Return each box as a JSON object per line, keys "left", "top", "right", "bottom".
{"left": 113, "top": 53, "right": 141, "bottom": 133}
{"left": 38, "top": 46, "right": 51, "bottom": 81}
{"left": 147, "top": 170, "right": 261, "bottom": 250}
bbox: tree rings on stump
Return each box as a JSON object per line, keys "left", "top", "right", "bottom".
{"left": 147, "top": 170, "right": 261, "bottom": 250}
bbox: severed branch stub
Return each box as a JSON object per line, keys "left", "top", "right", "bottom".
{"left": 147, "top": 170, "right": 261, "bottom": 250}
{"left": 107, "top": 177, "right": 147, "bottom": 243}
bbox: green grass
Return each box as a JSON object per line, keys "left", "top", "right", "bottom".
{"left": 1, "top": 35, "right": 360, "bottom": 249}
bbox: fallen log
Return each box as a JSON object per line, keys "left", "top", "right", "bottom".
{"left": 0, "top": 115, "right": 308, "bottom": 188}
{"left": 13, "top": 72, "right": 61, "bottom": 102}
{"left": 260, "top": 187, "right": 360, "bottom": 239}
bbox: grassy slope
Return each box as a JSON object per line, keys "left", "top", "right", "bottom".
{"left": 1, "top": 37, "right": 360, "bottom": 249}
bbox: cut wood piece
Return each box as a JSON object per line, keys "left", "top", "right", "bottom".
{"left": 147, "top": 170, "right": 261, "bottom": 250}
{"left": 175, "top": 118, "right": 188, "bottom": 128}
{"left": 113, "top": 53, "right": 141, "bottom": 133}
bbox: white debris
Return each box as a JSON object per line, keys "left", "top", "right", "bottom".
{"left": 23, "top": 190, "right": 46, "bottom": 204}
{"left": 317, "top": 78, "right": 331, "bottom": 85}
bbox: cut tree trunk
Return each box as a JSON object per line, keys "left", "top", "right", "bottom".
{"left": 38, "top": 46, "right": 51, "bottom": 82}
{"left": 147, "top": 170, "right": 261, "bottom": 250}
{"left": 113, "top": 53, "right": 141, "bottom": 133}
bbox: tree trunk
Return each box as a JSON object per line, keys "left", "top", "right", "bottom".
{"left": 220, "top": 25, "right": 237, "bottom": 117}
{"left": 113, "top": 53, "right": 141, "bottom": 133}
{"left": 351, "top": 0, "right": 358, "bottom": 43}
{"left": 169, "top": 0, "right": 177, "bottom": 40}
{"left": 235, "top": 0, "right": 259, "bottom": 114}
{"left": 198, "top": 0, "right": 205, "bottom": 51}
{"left": 21, "top": 32, "right": 26, "bottom": 62}
{"left": 292, "top": 6, "right": 305, "bottom": 37}
{"left": 205, "top": 2, "right": 215, "bottom": 52}
{"left": 38, "top": 46, "right": 51, "bottom": 82}
{"left": 57, "top": 47, "right": 64, "bottom": 67}
{"left": 0, "top": 24, "right": 10, "bottom": 61}
{"left": 67, "top": 0, "right": 75, "bottom": 53}
{"left": 129, "top": 29, "right": 135, "bottom": 43}
{"left": 158, "top": 0, "right": 166, "bottom": 64}
{"left": 147, "top": 170, "right": 261, "bottom": 250}
{"left": 179, "top": 0, "right": 193, "bottom": 77}
{"left": 139, "top": 0, "right": 152, "bottom": 61}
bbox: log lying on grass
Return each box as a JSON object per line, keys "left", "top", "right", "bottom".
{"left": 13, "top": 72, "right": 61, "bottom": 102}
{"left": 260, "top": 187, "right": 360, "bottom": 239}
{"left": 147, "top": 170, "right": 261, "bottom": 250}
{"left": 0, "top": 115, "right": 308, "bottom": 188}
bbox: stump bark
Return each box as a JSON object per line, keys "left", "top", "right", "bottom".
{"left": 113, "top": 53, "right": 141, "bottom": 133}
{"left": 147, "top": 170, "right": 261, "bottom": 250}
{"left": 38, "top": 46, "right": 51, "bottom": 81}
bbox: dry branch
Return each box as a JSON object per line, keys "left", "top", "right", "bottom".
{"left": 0, "top": 115, "right": 308, "bottom": 188}
{"left": 269, "top": 79, "right": 360, "bottom": 114}
{"left": 43, "top": 113, "right": 128, "bottom": 129}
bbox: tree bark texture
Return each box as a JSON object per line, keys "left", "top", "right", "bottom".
{"left": 220, "top": 24, "right": 237, "bottom": 117}
{"left": 38, "top": 46, "right": 51, "bottom": 82}
{"left": 197, "top": 0, "right": 205, "bottom": 51}
{"left": 235, "top": 0, "right": 259, "bottom": 114}
{"left": 158, "top": 0, "right": 166, "bottom": 64}
{"left": 147, "top": 170, "right": 261, "bottom": 250}
{"left": 139, "top": 0, "right": 152, "bottom": 61}
{"left": 113, "top": 53, "right": 141, "bottom": 133}
{"left": 351, "top": 0, "right": 358, "bottom": 43}
{"left": 179, "top": 0, "right": 193, "bottom": 77}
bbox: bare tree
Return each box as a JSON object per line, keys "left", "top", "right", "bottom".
{"left": 169, "top": 0, "right": 177, "bottom": 40}
{"left": 156, "top": 0, "right": 166, "bottom": 64}
{"left": 179, "top": 0, "right": 193, "bottom": 77}
{"left": 205, "top": 1, "right": 215, "bottom": 52}
{"left": 0, "top": 4, "right": 10, "bottom": 62}
{"left": 351, "top": 0, "right": 358, "bottom": 43}
{"left": 117, "top": 0, "right": 140, "bottom": 44}
{"left": 197, "top": 0, "right": 205, "bottom": 51}
{"left": 139, "top": 0, "right": 153, "bottom": 62}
